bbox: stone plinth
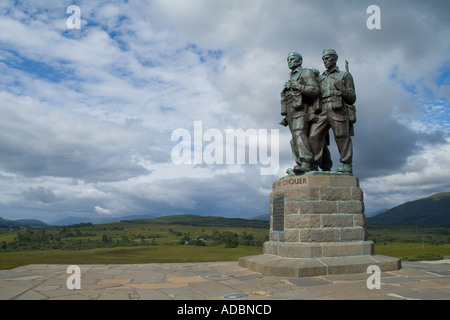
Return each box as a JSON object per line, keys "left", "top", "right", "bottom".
{"left": 239, "top": 172, "right": 401, "bottom": 277}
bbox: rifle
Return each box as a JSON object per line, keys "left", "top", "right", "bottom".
{"left": 344, "top": 60, "right": 356, "bottom": 136}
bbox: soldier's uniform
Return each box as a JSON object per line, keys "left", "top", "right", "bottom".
{"left": 281, "top": 56, "right": 320, "bottom": 172}
{"left": 309, "top": 49, "right": 356, "bottom": 173}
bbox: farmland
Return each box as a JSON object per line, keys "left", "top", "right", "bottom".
{"left": 0, "top": 215, "right": 449, "bottom": 270}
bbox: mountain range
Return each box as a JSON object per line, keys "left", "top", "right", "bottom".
{"left": 1, "top": 192, "right": 448, "bottom": 229}
{"left": 0, "top": 217, "right": 49, "bottom": 230}
{"left": 367, "top": 192, "right": 450, "bottom": 226}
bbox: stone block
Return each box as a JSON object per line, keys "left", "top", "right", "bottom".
{"left": 284, "top": 201, "right": 299, "bottom": 214}
{"left": 329, "top": 175, "right": 359, "bottom": 187}
{"left": 264, "top": 241, "right": 323, "bottom": 258}
{"left": 337, "top": 201, "right": 364, "bottom": 214}
{"left": 340, "top": 227, "right": 366, "bottom": 241}
{"left": 351, "top": 187, "right": 364, "bottom": 201}
{"left": 238, "top": 254, "right": 400, "bottom": 278}
{"left": 238, "top": 254, "right": 329, "bottom": 277}
{"left": 284, "top": 229, "right": 299, "bottom": 242}
{"left": 284, "top": 187, "right": 319, "bottom": 201}
{"left": 321, "top": 214, "right": 353, "bottom": 228}
{"left": 263, "top": 241, "right": 277, "bottom": 255}
{"left": 372, "top": 255, "right": 402, "bottom": 272}
{"left": 279, "top": 243, "right": 322, "bottom": 258}
{"left": 353, "top": 214, "right": 366, "bottom": 227}
{"left": 320, "top": 256, "right": 375, "bottom": 275}
{"left": 321, "top": 241, "right": 373, "bottom": 257}
{"left": 307, "top": 175, "right": 332, "bottom": 186}
{"left": 287, "top": 214, "right": 321, "bottom": 229}
{"left": 300, "top": 228, "right": 340, "bottom": 242}
{"left": 320, "top": 187, "right": 351, "bottom": 201}
{"left": 269, "top": 231, "right": 277, "bottom": 241}
{"left": 299, "top": 200, "right": 336, "bottom": 214}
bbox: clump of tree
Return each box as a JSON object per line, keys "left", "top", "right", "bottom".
{"left": 0, "top": 224, "right": 266, "bottom": 253}
{"left": 0, "top": 228, "right": 141, "bottom": 252}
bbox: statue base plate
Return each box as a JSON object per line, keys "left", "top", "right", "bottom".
{"left": 238, "top": 254, "right": 401, "bottom": 278}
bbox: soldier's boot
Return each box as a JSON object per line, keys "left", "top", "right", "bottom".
{"left": 293, "top": 162, "right": 312, "bottom": 175}
{"left": 337, "top": 163, "right": 352, "bottom": 174}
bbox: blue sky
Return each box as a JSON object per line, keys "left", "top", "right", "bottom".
{"left": 0, "top": 0, "right": 449, "bottom": 224}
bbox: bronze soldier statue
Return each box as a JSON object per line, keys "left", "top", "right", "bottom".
{"left": 309, "top": 49, "right": 356, "bottom": 174}
{"left": 280, "top": 52, "right": 320, "bottom": 175}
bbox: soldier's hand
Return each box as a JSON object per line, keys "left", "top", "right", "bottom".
{"left": 279, "top": 118, "right": 288, "bottom": 127}
{"left": 334, "top": 80, "right": 344, "bottom": 90}
{"left": 308, "top": 113, "right": 318, "bottom": 123}
{"left": 290, "top": 82, "right": 302, "bottom": 91}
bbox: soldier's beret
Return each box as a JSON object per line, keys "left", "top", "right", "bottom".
{"left": 287, "top": 52, "right": 302, "bottom": 61}
{"left": 322, "top": 49, "right": 338, "bottom": 57}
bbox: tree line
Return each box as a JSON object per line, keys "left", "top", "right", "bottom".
{"left": 0, "top": 227, "right": 267, "bottom": 252}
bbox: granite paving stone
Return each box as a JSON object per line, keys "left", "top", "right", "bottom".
{"left": 0, "top": 261, "right": 448, "bottom": 300}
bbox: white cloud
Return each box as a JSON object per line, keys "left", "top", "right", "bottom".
{"left": 0, "top": 0, "right": 449, "bottom": 223}
{"left": 362, "top": 137, "right": 450, "bottom": 212}
{"left": 94, "top": 205, "right": 112, "bottom": 215}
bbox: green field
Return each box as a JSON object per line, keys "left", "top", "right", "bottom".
{"left": 366, "top": 224, "right": 449, "bottom": 245}
{"left": 0, "top": 219, "right": 269, "bottom": 249}
{"left": 0, "top": 217, "right": 269, "bottom": 269}
{"left": 0, "top": 218, "right": 449, "bottom": 270}
{"left": 374, "top": 242, "right": 450, "bottom": 261}
{"left": 0, "top": 245, "right": 264, "bottom": 270}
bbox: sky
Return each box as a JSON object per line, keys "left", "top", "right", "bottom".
{"left": 0, "top": 0, "right": 449, "bottom": 224}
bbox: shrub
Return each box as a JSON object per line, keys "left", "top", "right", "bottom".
{"left": 402, "top": 252, "right": 444, "bottom": 261}
{"left": 224, "top": 239, "right": 238, "bottom": 248}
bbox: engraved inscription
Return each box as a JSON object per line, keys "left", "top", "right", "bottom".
{"left": 272, "top": 194, "right": 285, "bottom": 231}
{"left": 273, "top": 177, "right": 308, "bottom": 190}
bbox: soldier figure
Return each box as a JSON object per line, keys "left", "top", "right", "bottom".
{"left": 280, "top": 52, "right": 320, "bottom": 175}
{"left": 309, "top": 49, "right": 356, "bottom": 174}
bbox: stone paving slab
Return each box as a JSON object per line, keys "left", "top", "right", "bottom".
{"left": 0, "top": 261, "right": 449, "bottom": 300}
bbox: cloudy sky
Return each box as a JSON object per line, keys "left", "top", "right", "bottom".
{"left": 0, "top": 0, "right": 449, "bottom": 224}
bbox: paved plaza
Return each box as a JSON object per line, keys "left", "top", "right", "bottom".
{"left": 0, "top": 260, "right": 449, "bottom": 300}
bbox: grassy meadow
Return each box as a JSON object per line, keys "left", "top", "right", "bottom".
{"left": 0, "top": 217, "right": 268, "bottom": 269}
{"left": 0, "top": 217, "right": 449, "bottom": 270}
{"left": 0, "top": 245, "right": 264, "bottom": 270}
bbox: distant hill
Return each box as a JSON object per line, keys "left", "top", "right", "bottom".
{"left": 367, "top": 192, "right": 450, "bottom": 226}
{"left": 118, "top": 214, "right": 157, "bottom": 221}
{"left": 52, "top": 216, "right": 93, "bottom": 226}
{"left": 51, "top": 213, "right": 267, "bottom": 227}
{"left": 0, "top": 217, "right": 49, "bottom": 230}
{"left": 121, "top": 214, "right": 270, "bottom": 229}
{"left": 366, "top": 208, "right": 388, "bottom": 218}
{"left": 249, "top": 214, "right": 270, "bottom": 221}
{"left": 52, "top": 216, "right": 121, "bottom": 226}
